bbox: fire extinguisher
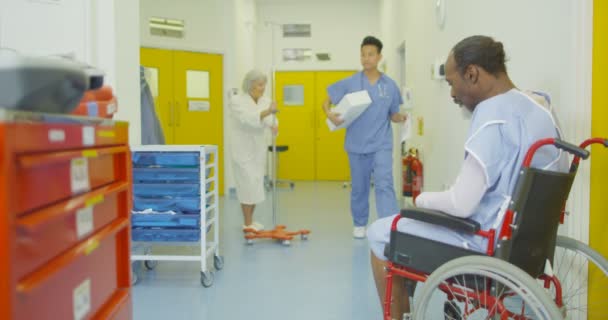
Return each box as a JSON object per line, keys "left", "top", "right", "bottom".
{"left": 402, "top": 147, "right": 423, "bottom": 201}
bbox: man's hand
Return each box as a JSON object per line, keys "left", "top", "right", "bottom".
{"left": 391, "top": 113, "right": 407, "bottom": 123}
{"left": 271, "top": 125, "right": 278, "bottom": 136}
{"left": 327, "top": 112, "right": 344, "bottom": 126}
{"left": 322, "top": 97, "right": 344, "bottom": 126}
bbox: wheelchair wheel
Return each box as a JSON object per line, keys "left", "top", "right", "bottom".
{"left": 414, "top": 256, "right": 562, "bottom": 320}
{"left": 552, "top": 235, "right": 608, "bottom": 319}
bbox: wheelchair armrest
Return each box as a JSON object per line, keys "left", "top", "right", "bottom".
{"left": 400, "top": 208, "right": 480, "bottom": 233}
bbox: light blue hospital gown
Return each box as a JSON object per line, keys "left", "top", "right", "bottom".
{"left": 327, "top": 72, "right": 403, "bottom": 226}
{"left": 368, "top": 89, "right": 564, "bottom": 259}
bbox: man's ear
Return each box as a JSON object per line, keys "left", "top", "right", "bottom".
{"left": 466, "top": 65, "right": 479, "bottom": 84}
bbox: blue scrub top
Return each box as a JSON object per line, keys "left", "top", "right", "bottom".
{"left": 327, "top": 72, "right": 402, "bottom": 154}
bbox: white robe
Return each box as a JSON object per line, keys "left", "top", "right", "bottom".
{"left": 230, "top": 94, "right": 276, "bottom": 204}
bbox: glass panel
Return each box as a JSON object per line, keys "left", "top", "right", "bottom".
{"left": 186, "top": 70, "right": 210, "bottom": 99}
{"left": 143, "top": 67, "right": 159, "bottom": 98}
{"left": 283, "top": 85, "right": 304, "bottom": 106}
{"left": 282, "top": 24, "right": 311, "bottom": 37}
{"left": 149, "top": 17, "right": 184, "bottom": 38}
{"left": 283, "top": 48, "right": 313, "bottom": 62}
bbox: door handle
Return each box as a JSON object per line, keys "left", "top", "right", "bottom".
{"left": 168, "top": 102, "right": 174, "bottom": 126}
{"left": 176, "top": 101, "right": 181, "bottom": 126}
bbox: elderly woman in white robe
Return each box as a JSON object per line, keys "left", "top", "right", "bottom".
{"left": 230, "top": 70, "right": 278, "bottom": 231}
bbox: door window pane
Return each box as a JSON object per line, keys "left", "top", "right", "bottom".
{"left": 186, "top": 70, "right": 210, "bottom": 99}
{"left": 283, "top": 85, "right": 304, "bottom": 106}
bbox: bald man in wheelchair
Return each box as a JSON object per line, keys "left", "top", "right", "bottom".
{"left": 367, "top": 35, "right": 566, "bottom": 319}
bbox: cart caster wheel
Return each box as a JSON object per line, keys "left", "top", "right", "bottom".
{"left": 301, "top": 234, "right": 308, "bottom": 240}
{"left": 246, "top": 239, "right": 254, "bottom": 245}
{"left": 144, "top": 260, "right": 158, "bottom": 270}
{"left": 214, "top": 256, "right": 224, "bottom": 270}
{"left": 201, "top": 271, "right": 214, "bottom": 287}
{"left": 282, "top": 240, "right": 291, "bottom": 246}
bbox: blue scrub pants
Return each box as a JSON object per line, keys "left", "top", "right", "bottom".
{"left": 348, "top": 149, "right": 399, "bottom": 227}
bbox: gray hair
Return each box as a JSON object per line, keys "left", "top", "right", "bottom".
{"left": 242, "top": 69, "right": 267, "bottom": 93}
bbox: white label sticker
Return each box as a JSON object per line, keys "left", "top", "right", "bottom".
{"left": 107, "top": 103, "right": 117, "bottom": 115}
{"left": 70, "top": 158, "right": 90, "bottom": 194}
{"left": 82, "top": 126, "right": 95, "bottom": 146}
{"left": 76, "top": 206, "right": 94, "bottom": 239}
{"left": 48, "top": 129, "right": 66, "bottom": 143}
{"left": 188, "top": 100, "right": 210, "bottom": 112}
{"left": 73, "top": 278, "right": 91, "bottom": 320}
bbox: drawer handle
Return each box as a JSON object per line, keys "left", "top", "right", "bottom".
{"left": 94, "top": 289, "right": 130, "bottom": 319}
{"left": 97, "top": 130, "right": 116, "bottom": 138}
{"left": 18, "top": 146, "right": 128, "bottom": 168}
{"left": 17, "top": 218, "right": 129, "bottom": 294}
{"left": 17, "top": 182, "right": 127, "bottom": 232}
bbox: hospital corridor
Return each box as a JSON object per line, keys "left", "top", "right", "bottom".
{"left": 0, "top": 0, "right": 607, "bottom": 320}
{"left": 132, "top": 182, "right": 382, "bottom": 319}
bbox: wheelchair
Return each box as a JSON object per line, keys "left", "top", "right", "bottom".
{"left": 383, "top": 138, "right": 608, "bottom": 320}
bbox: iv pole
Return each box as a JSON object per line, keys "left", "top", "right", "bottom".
{"left": 243, "top": 21, "right": 310, "bottom": 245}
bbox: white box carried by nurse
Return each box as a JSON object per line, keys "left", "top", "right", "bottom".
{"left": 326, "top": 90, "right": 372, "bottom": 131}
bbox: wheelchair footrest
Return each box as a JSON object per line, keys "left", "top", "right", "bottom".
{"left": 385, "top": 231, "right": 483, "bottom": 274}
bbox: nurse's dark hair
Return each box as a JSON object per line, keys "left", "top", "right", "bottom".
{"left": 361, "top": 36, "right": 383, "bottom": 53}
{"left": 452, "top": 35, "right": 507, "bottom": 77}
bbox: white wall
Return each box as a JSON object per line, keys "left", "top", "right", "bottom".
{"left": 255, "top": 0, "right": 380, "bottom": 73}
{"left": 139, "top": 0, "right": 257, "bottom": 192}
{"left": 226, "top": 0, "right": 258, "bottom": 192}
{"left": 111, "top": 0, "right": 141, "bottom": 145}
{"left": 379, "top": 0, "right": 593, "bottom": 241}
{"left": 0, "top": 0, "right": 88, "bottom": 60}
{"left": 0, "top": 0, "right": 141, "bottom": 145}
{"left": 140, "top": 0, "right": 226, "bottom": 53}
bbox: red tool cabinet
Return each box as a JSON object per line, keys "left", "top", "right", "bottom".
{"left": 0, "top": 110, "right": 132, "bottom": 320}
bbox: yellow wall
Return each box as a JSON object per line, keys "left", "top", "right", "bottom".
{"left": 590, "top": 0, "right": 608, "bottom": 316}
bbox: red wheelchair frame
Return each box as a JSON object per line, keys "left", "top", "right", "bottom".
{"left": 383, "top": 137, "right": 607, "bottom": 320}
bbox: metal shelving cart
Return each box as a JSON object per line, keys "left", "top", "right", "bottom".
{"left": 130, "top": 145, "right": 222, "bottom": 287}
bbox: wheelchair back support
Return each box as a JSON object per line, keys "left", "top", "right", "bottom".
{"left": 496, "top": 167, "right": 575, "bottom": 277}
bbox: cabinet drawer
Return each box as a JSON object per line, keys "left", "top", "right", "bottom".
{"left": 133, "top": 183, "right": 200, "bottom": 198}
{"left": 132, "top": 228, "right": 201, "bottom": 242}
{"left": 15, "top": 146, "right": 128, "bottom": 214}
{"left": 132, "top": 213, "right": 200, "bottom": 228}
{"left": 15, "top": 182, "right": 129, "bottom": 280}
{"left": 15, "top": 219, "right": 129, "bottom": 320}
{"left": 132, "top": 151, "right": 200, "bottom": 167}
{"left": 10, "top": 121, "right": 128, "bottom": 153}
{"left": 133, "top": 196, "right": 201, "bottom": 213}
{"left": 133, "top": 167, "right": 200, "bottom": 183}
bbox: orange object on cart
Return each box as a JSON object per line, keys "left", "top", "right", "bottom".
{"left": 72, "top": 86, "right": 118, "bottom": 118}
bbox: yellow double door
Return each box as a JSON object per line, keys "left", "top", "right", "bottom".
{"left": 140, "top": 47, "right": 224, "bottom": 193}
{"left": 274, "top": 71, "right": 355, "bottom": 181}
